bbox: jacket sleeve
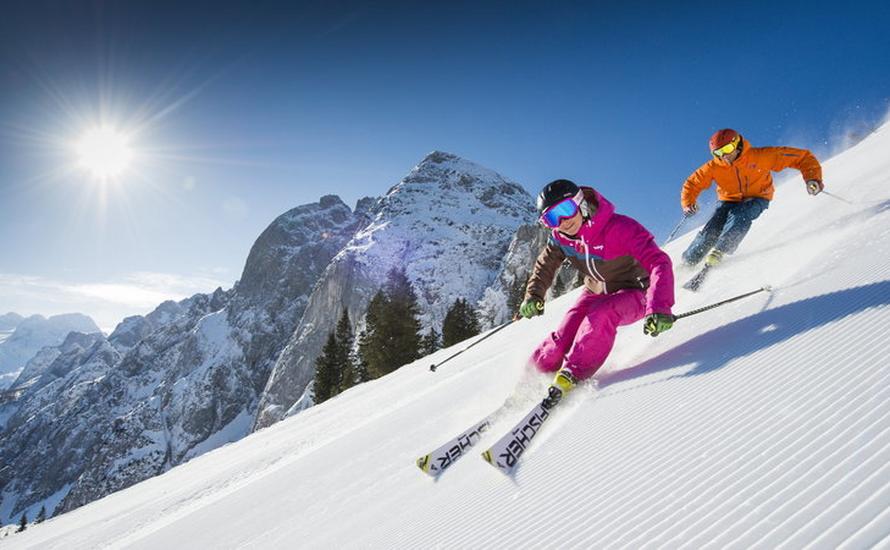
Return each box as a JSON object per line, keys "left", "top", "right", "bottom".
{"left": 616, "top": 218, "right": 675, "bottom": 316}
{"left": 525, "top": 237, "right": 566, "bottom": 302}
{"left": 680, "top": 162, "right": 715, "bottom": 209}
{"left": 762, "top": 146, "right": 823, "bottom": 182}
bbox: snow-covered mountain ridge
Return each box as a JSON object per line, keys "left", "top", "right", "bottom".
{"left": 254, "top": 151, "right": 534, "bottom": 428}
{"left": 5, "top": 119, "right": 889, "bottom": 548}
{"left": 0, "top": 313, "right": 24, "bottom": 332}
{"left": 0, "top": 314, "right": 101, "bottom": 391}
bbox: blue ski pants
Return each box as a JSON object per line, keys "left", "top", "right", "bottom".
{"left": 682, "top": 198, "right": 769, "bottom": 265}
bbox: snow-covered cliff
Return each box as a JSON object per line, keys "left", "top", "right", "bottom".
{"left": 0, "top": 313, "right": 100, "bottom": 389}
{"left": 254, "top": 151, "right": 535, "bottom": 428}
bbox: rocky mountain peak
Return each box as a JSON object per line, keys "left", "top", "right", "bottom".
{"left": 318, "top": 194, "right": 343, "bottom": 208}
{"left": 255, "top": 152, "right": 535, "bottom": 429}
{"left": 0, "top": 312, "right": 101, "bottom": 380}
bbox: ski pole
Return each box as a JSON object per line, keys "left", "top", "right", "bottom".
{"left": 662, "top": 213, "right": 690, "bottom": 246}
{"left": 430, "top": 319, "right": 517, "bottom": 372}
{"left": 673, "top": 285, "right": 772, "bottom": 321}
{"left": 821, "top": 190, "right": 854, "bottom": 205}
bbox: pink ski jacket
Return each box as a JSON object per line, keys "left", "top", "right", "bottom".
{"left": 526, "top": 187, "right": 675, "bottom": 316}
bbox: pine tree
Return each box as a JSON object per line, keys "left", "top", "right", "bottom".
{"left": 421, "top": 328, "right": 441, "bottom": 356}
{"left": 36, "top": 505, "right": 46, "bottom": 523}
{"left": 314, "top": 305, "right": 364, "bottom": 404}
{"left": 16, "top": 512, "right": 27, "bottom": 532}
{"left": 313, "top": 308, "right": 359, "bottom": 403}
{"left": 352, "top": 356, "right": 371, "bottom": 384}
{"left": 551, "top": 267, "right": 568, "bottom": 298}
{"left": 334, "top": 309, "right": 357, "bottom": 392}
{"left": 442, "top": 298, "right": 481, "bottom": 347}
{"left": 575, "top": 269, "right": 586, "bottom": 289}
{"left": 358, "top": 290, "right": 388, "bottom": 379}
{"left": 359, "top": 268, "right": 423, "bottom": 378}
{"left": 382, "top": 267, "right": 423, "bottom": 369}
{"left": 507, "top": 274, "right": 529, "bottom": 318}
{"left": 313, "top": 331, "right": 341, "bottom": 404}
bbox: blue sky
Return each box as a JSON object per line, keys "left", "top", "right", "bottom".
{"left": 1, "top": 0, "right": 888, "bottom": 330}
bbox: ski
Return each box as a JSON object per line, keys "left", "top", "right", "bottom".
{"left": 415, "top": 387, "right": 544, "bottom": 477}
{"left": 416, "top": 414, "right": 494, "bottom": 477}
{"left": 683, "top": 264, "right": 712, "bottom": 292}
{"left": 481, "top": 386, "right": 562, "bottom": 475}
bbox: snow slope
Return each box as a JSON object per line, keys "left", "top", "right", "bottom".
{"left": 5, "top": 122, "right": 890, "bottom": 548}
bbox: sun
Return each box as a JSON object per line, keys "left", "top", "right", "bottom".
{"left": 76, "top": 126, "right": 134, "bottom": 180}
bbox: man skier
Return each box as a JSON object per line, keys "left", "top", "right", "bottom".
{"left": 519, "top": 179, "right": 675, "bottom": 403}
{"left": 680, "top": 128, "right": 824, "bottom": 267}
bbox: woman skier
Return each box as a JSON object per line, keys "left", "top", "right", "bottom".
{"left": 520, "top": 179, "right": 675, "bottom": 402}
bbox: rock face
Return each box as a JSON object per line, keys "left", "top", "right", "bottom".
{"left": 0, "top": 313, "right": 101, "bottom": 388}
{"left": 476, "top": 222, "right": 581, "bottom": 327}
{"left": 254, "top": 151, "right": 535, "bottom": 429}
{"left": 6, "top": 331, "right": 101, "bottom": 395}
{"left": 0, "top": 196, "right": 367, "bottom": 525}
{"left": 0, "top": 330, "right": 121, "bottom": 523}
{"left": 476, "top": 223, "right": 549, "bottom": 327}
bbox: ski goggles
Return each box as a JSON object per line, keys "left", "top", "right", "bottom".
{"left": 539, "top": 197, "right": 580, "bottom": 228}
{"left": 712, "top": 136, "right": 741, "bottom": 158}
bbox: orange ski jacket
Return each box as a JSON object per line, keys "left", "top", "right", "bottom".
{"left": 680, "top": 138, "right": 822, "bottom": 210}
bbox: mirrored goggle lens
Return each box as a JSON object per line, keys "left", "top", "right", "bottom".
{"left": 712, "top": 139, "right": 738, "bottom": 157}
{"left": 540, "top": 198, "right": 579, "bottom": 227}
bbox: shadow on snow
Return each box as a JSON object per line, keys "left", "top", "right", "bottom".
{"left": 598, "top": 280, "right": 890, "bottom": 390}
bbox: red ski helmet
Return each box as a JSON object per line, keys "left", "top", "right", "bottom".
{"left": 709, "top": 128, "right": 740, "bottom": 151}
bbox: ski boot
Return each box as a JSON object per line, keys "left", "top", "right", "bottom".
{"left": 542, "top": 368, "right": 577, "bottom": 409}
{"left": 705, "top": 248, "right": 725, "bottom": 267}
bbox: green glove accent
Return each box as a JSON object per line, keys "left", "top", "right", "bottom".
{"left": 643, "top": 313, "right": 674, "bottom": 337}
{"left": 519, "top": 299, "right": 545, "bottom": 319}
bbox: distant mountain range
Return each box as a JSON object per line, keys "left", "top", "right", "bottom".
{"left": 0, "top": 313, "right": 24, "bottom": 332}
{"left": 0, "top": 313, "right": 100, "bottom": 387}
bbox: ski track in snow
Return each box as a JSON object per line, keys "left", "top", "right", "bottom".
{"left": 5, "top": 123, "right": 890, "bottom": 549}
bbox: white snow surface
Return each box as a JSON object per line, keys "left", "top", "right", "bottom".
{"left": 6, "top": 124, "right": 890, "bottom": 548}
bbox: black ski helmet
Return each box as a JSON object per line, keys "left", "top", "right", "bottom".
{"left": 537, "top": 179, "right": 580, "bottom": 213}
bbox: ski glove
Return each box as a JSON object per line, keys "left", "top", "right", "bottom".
{"left": 683, "top": 203, "right": 699, "bottom": 216}
{"left": 519, "top": 298, "right": 545, "bottom": 319}
{"left": 643, "top": 313, "right": 675, "bottom": 337}
{"left": 806, "top": 179, "right": 824, "bottom": 196}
